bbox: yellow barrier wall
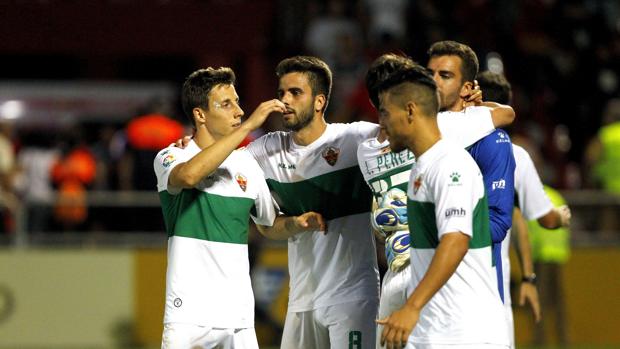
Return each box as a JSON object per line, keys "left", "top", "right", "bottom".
{"left": 0, "top": 249, "right": 133, "bottom": 348}
{"left": 511, "top": 247, "right": 620, "bottom": 346}
{"left": 134, "top": 248, "right": 167, "bottom": 345}
{"left": 131, "top": 246, "right": 620, "bottom": 346}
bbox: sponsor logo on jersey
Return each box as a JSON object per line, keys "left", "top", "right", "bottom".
{"left": 492, "top": 179, "right": 506, "bottom": 190}
{"left": 173, "top": 298, "right": 182, "bottom": 307}
{"left": 321, "top": 146, "right": 340, "bottom": 166}
{"left": 162, "top": 154, "right": 176, "bottom": 167}
{"left": 445, "top": 207, "right": 466, "bottom": 218}
{"left": 496, "top": 131, "right": 510, "bottom": 143}
{"left": 413, "top": 175, "right": 423, "bottom": 194}
{"left": 235, "top": 173, "right": 247, "bottom": 191}
{"left": 277, "top": 162, "right": 296, "bottom": 170}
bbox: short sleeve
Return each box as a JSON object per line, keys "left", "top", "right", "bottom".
{"left": 513, "top": 145, "right": 553, "bottom": 220}
{"left": 438, "top": 106, "right": 495, "bottom": 148}
{"left": 247, "top": 157, "right": 277, "bottom": 226}
{"left": 246, "top": 133, "right": 268, "bottom": 167}
{"left": 433, "top": 154, "right": 484, "bottom": 239}
{"left": 153, "top": 146, "right": 187, "bottom": 195}
{"left": 353, "top": 121, "right": 380, "bottom": 142}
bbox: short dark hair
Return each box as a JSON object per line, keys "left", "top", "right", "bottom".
{"left": 428, "top": 40, "right": 479, "bottom": 83}
{"left": 366, "top": 53, "right": 439, "bottom": 116}
{"left": 181, "top": 67, "right": 236, "bottom": 124}
{"left": 477, "top": 71, "right": 512, "bottom": 105}
{"left": 276, "top": 56, "right": 332, "bottom": 111}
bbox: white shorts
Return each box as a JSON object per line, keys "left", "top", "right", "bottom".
{"left": 281, "top": 299, "right": 378, "bottom": 349}
{"left": 377, "top": 267, "right": 411, "bottom": 349}
{"left": 405, "top": 344, "right": 509, "bottom": 349}
{"left": 161, "top": 323, "right": 258, "bottom": 349}
{"left": 505, "top": 303, "right": 514, "bottom": 349}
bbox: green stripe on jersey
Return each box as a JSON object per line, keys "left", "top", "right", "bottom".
{"left": 159, "top": 190, "right": 254, "bottom": 244}
{"left": 407, "top": 196, "right": 491, "bottom": 249}
{"left": 267, "top": 166, "right": 372, "bottom": 221}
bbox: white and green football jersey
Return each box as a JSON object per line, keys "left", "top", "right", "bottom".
{"left": 154, "top": 140, "right": 276, "bottom": 328}
{"left": 406, "top": 139, "right": 509, "bottom": 346}
{"left": 247, "top": 122, "right": 380, "bottom": 312}
{"left": 357, "top": 138, "right": 415, "bottom": 200}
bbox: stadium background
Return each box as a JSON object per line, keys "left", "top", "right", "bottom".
{"left": 0, "top": 0, "right": 619, "bottom": 348}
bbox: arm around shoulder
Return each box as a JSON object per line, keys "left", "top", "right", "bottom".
{"left": 481, "top": 101, "right": 515, "bottom": 128}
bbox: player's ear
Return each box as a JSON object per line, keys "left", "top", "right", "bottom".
{"left": 193, "top": 107, "right": 207, "bottom": 125}
{"left": 460, "top": 81, "right": 474, "bottom": 98}
{"left": 314, "top": 94, "right": 326, "bottom": 112}
{"left": 407, "top": 102, "right": 416, "bottom": 123}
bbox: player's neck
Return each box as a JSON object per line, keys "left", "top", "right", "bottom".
{"left": 292, "top": 114, "right": 327, "bottom": 146}
{"left": 194, "top": 126, "right": 216, "bottom": 149}
{"left": 446, "top": 101, "right": 465, "bottom": 112}
{"left": 408, "top": 121, "right": 441, "bottom": 158}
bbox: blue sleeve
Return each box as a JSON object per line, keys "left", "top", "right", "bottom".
{"left": 467, "top": 129, "right": 516, "bottom": 244}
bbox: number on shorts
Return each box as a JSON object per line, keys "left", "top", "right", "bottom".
{"left": 348, "top": 330, "right": 362, "bottom": 349}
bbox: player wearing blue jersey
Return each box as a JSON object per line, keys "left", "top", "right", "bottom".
{"left": 427, "top": 41, "right": 516, "bottom": 301}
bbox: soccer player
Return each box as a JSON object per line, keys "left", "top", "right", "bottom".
{"left": 154, "top": 67, "right": 324, "bottom": 349}
{"left": 247, "top": 56, "right": 381, "bottom": 349}
{"left": 363, "top": 53, "right": 516, "bottom": 349}
{"left": 371, "top": 56, "right": 509, "bottom": 349}
{"left": 478, "top": 70, "right": 572, "bottom": 348}
{"left": 427, "top": 41, "right": 516, "bottom": 302}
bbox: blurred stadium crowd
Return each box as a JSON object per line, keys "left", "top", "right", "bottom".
{"left": 0, "top": 0, "right": 619, "bottom": 239}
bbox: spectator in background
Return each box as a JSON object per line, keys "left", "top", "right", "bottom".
{"left": 0, "top": 121, "right": 17, "bottom": 235}
{"left": 584, "top": 97, "right": 620, "bottom": 237}
{"left": 51, "top": 136, "right": 97, "bottom": 230}
{"left": 585, "top": 98, "right": 620, "bottom": 194}
{"left": 304, "top": 0, "right": 363, "bottom": 68}
{"left": 121, "top": 113, "right": 185, "bottom": 191}
{"left": 15, "top": 131, "right": 60, "bottom": 233}
{"left": 359, "top": 0, "right": 408, "bottom": 49}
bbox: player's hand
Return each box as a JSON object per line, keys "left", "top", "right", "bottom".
{"left": 243, "top": 99, "right": 286, "bottom": 131}
{"left": 519, "top": 282, "right": 541, "bottom": 323}
{"left": 462, "top": 80, "right": 483, "bottom": 108}
{"left": 293, "top": 211, "right": 327, "bottom": 234}
{"left": 174, "top": 135, "right": 192, "bottom": 149}
{"left": 557, "top": 205, "right": 571, "bottom": 227}
{"left": 377, "top": 304, "right": 419, "bottom": 349}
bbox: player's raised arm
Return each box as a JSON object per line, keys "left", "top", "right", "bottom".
{"left": 170, "top": 98, "right": 285, "bottom": 188}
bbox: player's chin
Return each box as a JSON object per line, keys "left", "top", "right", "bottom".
{"left": 388, "top": 139, "right": 405, "bottom": 153}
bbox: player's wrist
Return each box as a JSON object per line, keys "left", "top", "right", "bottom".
{"left": 522, "top": 273, "right": 537, "bottom": 285}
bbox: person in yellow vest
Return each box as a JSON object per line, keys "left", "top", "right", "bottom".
{"left": 587, "top": 98, "right": 620, "bottom": 194}
{"left": 585, "top": 98, "right": 620, "bottom": 236}
{"left": 527, "top": 185, "right": 570, "bottom": 347}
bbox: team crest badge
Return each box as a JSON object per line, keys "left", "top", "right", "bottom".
{"left": 321, "top": 146, "right": 340, "bottom": 166}
{"left": 235, "top": 173, "right": 247, "bottom": 192}
{"left": 413, "top": 175, "right": 423, "bottom": 194}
